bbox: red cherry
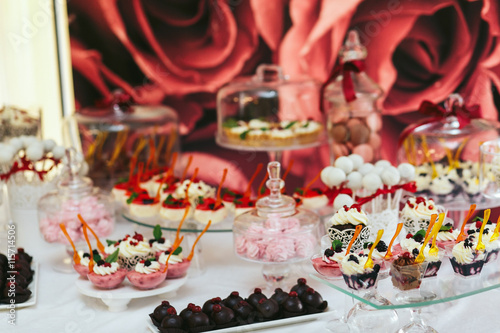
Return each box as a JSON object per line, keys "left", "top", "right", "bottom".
{"left": 476, "top": 221, "right": 482, "bottom": 229}
{"left": 306, "top": 288, "right": 315, "bottom": 294}
{"left": 193, "top": 306, "right": 202, "bottom": 313}
{"left": 187, "top": 303, "right": 195, "bottom": 310}
{"left": 212, "top": 304, "right": 222, "bottom": 312}
{"left": 254, "top": 288, "right": 262, "bottom": 294}
{"left": 231, "top": 291, "right": 239, "bottom": 297}
{"left": 167, "top": 307, "right": 177, "bottom": 315}
{"left": 161, "top": 301, "right": 170, "bottom": 306}
{"left": 428, "top": 205, "right": 434, "bottom": 210}
{"left": 298, "top": 278, "right": 307, "bottom": 285}
{"left": 289, "top": 291, "right": 298, "bottom": 297}
{"left": 406, "top": 233, "right": 413, "bottom": 239}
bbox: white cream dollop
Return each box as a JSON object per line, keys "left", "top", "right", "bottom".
{"left": 134, "top": 261, "right": 161, "bottom": 274}
{"left": 329, "top": 206, "right": 368, "bottom": 226}
{"left": 452, "top": 241, "right": 485, "bottom": 264}
{"left": 118, "top": 238, "right": 152, "bottom": 258}
{"left": 93, "top": 262, "right": 120, "bottom": 275}
{"left": 340, "top": 254, "right": 373, "bottom": 275}
{"left": 158, "top": 252, "right": 184, "bottom": 264}
{"left": 401, "top": 197, "right": 439, "bottom": 221}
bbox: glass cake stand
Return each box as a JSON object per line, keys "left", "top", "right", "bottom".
{"left": 311, "top": 256, "right": 500, "bottom": 333}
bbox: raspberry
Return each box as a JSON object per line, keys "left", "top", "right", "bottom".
{"left": 406, "top": 233, "right": 413, "bottom": 239}
{"left": 297, "top": 278, "right": 307, "bottom": 285}
{"left": 289, "top": 291, "right": 298, "bottom": 297}
{"left": 212, "top": 304, "right": 222, "bottom": 312}
{"left": 476, "top": 221, "right": 482, "bottom": 229}
{"left": 162, "top": 301, "right": 170, "bottom": 306}
{"left": 402, "top": 252, "right": 411, "bottom": 259}
{"left": 167, "top": 307, "right": 177, "bottom": 315}
{"left": 254, "top": 288, "right": 262, "bottom": 294}
{"left": 231, "top": 291, "right": 239, "bottom": 297}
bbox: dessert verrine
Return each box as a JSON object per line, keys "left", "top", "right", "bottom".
{"left": 450, "top": 237, "right": 486, "bottom": 276}
{"left": 390, "top": 252, "right": 427, "bottom": 291}
{"left": 127, "top": 258, "right": 167, "bottom": 290}
{"left": 311, "top": 239, "right": 345, "bottom": 278}
{"left": 340, "top": 253, "right": 380, "bottom": 290}
{"left": 327, "top": 204, "right": 369, "bottom": 252}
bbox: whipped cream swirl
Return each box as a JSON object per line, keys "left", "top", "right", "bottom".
{"left": 329, "top": 206, "right": 367, "bottom": 226}
{"left": 135, "top": 261, "right": 161, "bottom": 274}
{"left": 93, "top": 262, "right": 120, "bottom": 275}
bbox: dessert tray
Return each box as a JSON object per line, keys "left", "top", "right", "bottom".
{"left": 0, "top": 262, "right": 39, "bottom": 310}
{"left": 122, "top": 212, "right": 234, "bottom": 233}
{"left": 146, "top": 311, "right": 332, "bottom": 333}
{"left": 75, "top": 276, "right": 187, "bottom": 312}
{"left": 311, "top": 258, "right": 500, "bottom": 309}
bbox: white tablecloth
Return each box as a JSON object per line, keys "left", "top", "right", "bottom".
{"left": 2, "top": 212, "right": 500, "bottom": 333}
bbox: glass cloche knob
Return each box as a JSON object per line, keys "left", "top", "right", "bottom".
{"left": 340, "top": 30, "right": 367, "bottom": 61}
{"left": 256, "top": 161, "right": 296, "bottom": 216}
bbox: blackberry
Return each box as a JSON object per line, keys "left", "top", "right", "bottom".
{"left": 412, "top": 248, "right": 420, "bottom": 257}
{"left": 97, "top": 260, "right": 105, "bottom": 266}
{"left": 347, "top": 255, "right": 359, "bottom": 264}
{"left": 144, "top": 260, "right": 151, "bottom": 267}
{"left": 467, "top": 229, "right": 475, "bottom": 235}
{"left": 376, "top": 241, "right": 388, "bottom": 253}
{"left": 373, "top": 264, "right": 380, "bottom": 273}
{"left": 324, "top": 249, "right": 335, "bottom": 257}
{"left": 82, "top": 253, "right": 90, "bottom": 259}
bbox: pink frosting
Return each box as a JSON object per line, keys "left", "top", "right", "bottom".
{"left": 39, "top": 195, "right": 114, "bottom": 244}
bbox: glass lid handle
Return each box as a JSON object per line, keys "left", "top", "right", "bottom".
{"left": 444, "top": 93, "right": 464, "bottom": 112}
{"left": 340, "top": 30, "right": 367, "bottom": 61}
{"left": 266, "top": 161, "right": 284, "bottom": 206}
{"left": 256, "top": 64, "right": 285, "bottom": 83}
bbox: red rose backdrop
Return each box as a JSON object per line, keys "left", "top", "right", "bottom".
{"left": 68, "top": 0, "right": 500, "bottom": 191}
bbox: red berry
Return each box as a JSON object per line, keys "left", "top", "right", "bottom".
{"left": 402, "top": 252, "right": 411, "bottom": 259}
{"left": 306, "top": 288, "right": 315, "bottom": 294}
{"left": 476, "top": 221, "right": 482, "bottom": 228}
{"left": 212, "top": 304, "right": 222, "bottom": 312}
{"left": 187, "top": 303, "right": 195, "bottom": 310}
{"left": 428, "top": 205, "right": 434, "bottom": 210}
{"left": 298, "top": 278, "right": 307, "bottom": 285}
{"left": 231, "top": 291, "right": 239, "bottom": 297}
{"left": 254, "top": 288, "right": 262, "bottom": 294}
{"left": 193, "top": 306, "right": 202, "bottom": 313}
{"left": 406, "top": 233, "right": 413, "bottom": 239}
{"left": 289, "top": 291, "right": 298, "bottom": 297}
{"left": 162, "top": 301, "right": 170, "bottom": 306}
{"left": 167, "top": 307, "right": 177, "bottom": 315}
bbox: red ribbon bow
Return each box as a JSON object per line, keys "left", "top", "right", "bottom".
{"left": 320, "top": 60, "right": 365, "bottom": 112}
{"left": 398, "top": 100, "right": 482, "bottom": 146}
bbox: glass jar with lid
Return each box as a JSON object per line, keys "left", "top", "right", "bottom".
{"left": 233, "top": 161, "right": 320, "bottom": 290}
{"left": 65, "top": 91, "right": 180, "bottom": 189}
{"left": 216, "top": 64, "right": 325, "bottom": 151}
{"left": 322, "top": 30, "right": 383, "bottom": 163}
{"left": 38, "top": 148, "right": 115, "bottom": 271}
{"left": 397, "top": 94, "right": 500, "bottom": 208}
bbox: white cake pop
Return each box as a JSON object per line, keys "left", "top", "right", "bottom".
{"left": 358, "top": 163, "right": 374, "bottom": 175}
{"left": 374, "top": 160, "right": 391, "bottom": 169}
{"left": 0, "top": 144, "right": 15, "bottom": 164}
{"left": 362, "top": 173, "right": 382, "bottom": 192}
{"left": 327, "top": 167, "right": 347, "bottom": 187}
{"left": 348, "top": 154, "right": 364, "bottom": 171}
{"left": 43, "top": 139, "right": 56, "bottom": 152}
{"left": 21, "top": 135, "right": 37, "bottom": 148}
{"left": 334, "top": 156, "right": 354, "bottom": 174}
{"left": 321, "top": 166, "right": 336, "bottom": 188}
{"left": 398, "top": 163, "right": 416, "bottom": 181}
{"left": 25, "top": 142, "right": 45, "bottom": 161}
{"left": 52, "top": 146, "right": 66, "bottom": 160}
{"left": 381, "top": 166, "right": 401, "bottom": 186}
{"left": 346, "top": 171, "right": 363, "bottom": 190}
{"left": 333, "top": 194, "right": 354, "bottom": 211}
{"left": 8, "top": 137, "right": 23, "bottom": 151}
{"left": 372, "top": 165, "right": 385, "bottom": 176}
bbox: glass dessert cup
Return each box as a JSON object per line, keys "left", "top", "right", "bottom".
{"left": 390, "top": 261, "right": 438, "bottom": 333}
{"left": 311, "top": 253, "right": 342, "bottom": 280}
{"left": 423, "top": 252, "right": 445, "bottom": 279}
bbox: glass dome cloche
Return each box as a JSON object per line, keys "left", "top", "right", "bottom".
{"left": 233, "top": 161, "right": 321, "bottom": 291}
{"left": 397, "top": 93, "right": 500, "bottom": 208}
{"left": 216, "top": 64, "right": 326, "bottom": 151}
{"left": 64, "top": 90, "right": 180, "bottom": 189}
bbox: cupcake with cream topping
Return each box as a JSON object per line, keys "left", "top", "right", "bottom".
{"left": 327, "top": 205, "right": 370, "bottom": 252}
{"left": 117, "top": 232, "right": 153, "bottom": 270}
{"left": 400, "top": 197, "right": 441, "bottom": 235}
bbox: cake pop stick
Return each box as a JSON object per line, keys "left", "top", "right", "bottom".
{"left": 476, "top": 209, "right": 491, "bottom": 253}
{"left": 385, "top": 223, "right": 403, "bottom": 259}
{"left": 59, "top": 223, "right": 80, "bottom": 264}
{"left": 180, "top": 156, "right": 193, "bottom": 182}
{"left": 345, "top": 225, "right": 363, "bottom": 255}
{"left": 82, "top": 225, "right": 94, "bottom": 273}
{"left": 77, "top": 214, "right": 105, "bottom": 254}
{"left": 162, "top": 236, "right": 184, "bottom": 273}
{"left": 365, "top": 229, "right": 384, "bottom": 269}
{"left": 415, "top": 214, "right": 438, "bottom": 263}
{"left": 187, "top": 220, "right": 211, "bottom": 261}
{"left": 244, "top": 163, "right": 263, "bottom": 198}
{"left": 457, "top": 204, "right": 476, "bottom": 242}
{"left": 215, "top": 169, "right": 228, "bottom": 207}
{"left": 428, "top": 213, "right": 445, "bottom": 256}
{"left": 490, "top": 214, "right": 500, "bottom": 242}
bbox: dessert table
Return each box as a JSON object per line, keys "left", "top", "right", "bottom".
{"left": 2, "top": 211, "right": 500, "bottom": 333}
